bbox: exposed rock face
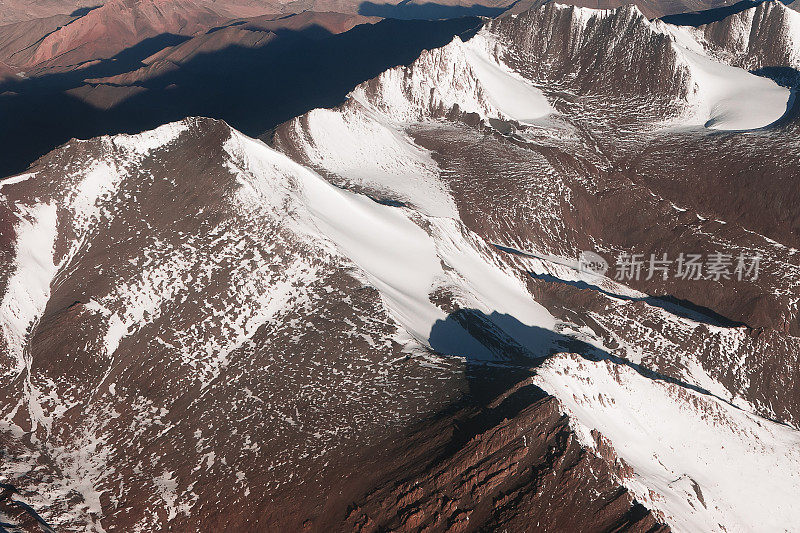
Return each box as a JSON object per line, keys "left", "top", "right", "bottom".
{"left": 11, "top": 0, "right": 229, "bottom": 69}
{"left": 675, "top": 0, "right": 800, "bottom": 71}
{"left": 339, "top": 377, "right": 669, "bottom": 533}
{"left": 0, "top": 0, "right": 97, "bottom": 25}
{"left": 274, "top": 4, "right": 800, "bottom": 530}
{"left": 0, "top": 13, "right": 76, "bottom": 69}
{"left": 493, "top": 4, "right": 693, "bottom": 98}
{"left": 1, "top": 2, "right": 800, "bottom": 533}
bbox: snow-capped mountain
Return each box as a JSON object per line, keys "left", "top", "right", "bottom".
{"left": 671, "top": 0, "right": 800, "bottom": 70}
{"left": 2, "top": 2, "right": 800, "bottom": 531}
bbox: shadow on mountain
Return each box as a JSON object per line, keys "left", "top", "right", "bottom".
{"left": 767, "top": 80, "right": 800, "bottom": 130}
{"left": 528, "top": 272, "right": 745, "bottom": 327}
{"left": 0, "top": 482, "right": 55, "bottom": 533}
{"left": 660, "top": 0, "right": 763, "bottom": 25}
{"left": 69, "top": 5, "right": 102, "bottom": 17}
{"left": 659, "top": 0, "right": 799, "bottom": 25}
{"left": 0, "top": 16, "right": 482, "bottom": 178}
{"left": 430, "top": 308, "right": 726, "bottom": 400}
{"left": 754, "top": 66, "right": 800, "bottom": 128}
{"left": 2, "top": 34, "right": 192, "bottom": 94}
{"left": 752, "top": 66, "right": 800, "bottom": 88}
{"left": 430, "top": 308, "right": 608, "bottom": 362}
{"left": 358, "top": 1, "right": 508, "bottom": 19}
{"left": 447, "top": 368, "right": 549, "bottom": 453}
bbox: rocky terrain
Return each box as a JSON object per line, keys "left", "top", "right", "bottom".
{"left": 3, "top": 0, "right": 787, "bottom": 77}
{"left": 1, "top": 1, "right": 800, "bottom": 532}
{"left": 0, "top": 0, "right": 380, "bottom": 80}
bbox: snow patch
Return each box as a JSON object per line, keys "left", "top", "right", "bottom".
{"left": 109, "top": 120, "right": 189, "bottom": 155}
{"left": 535, "top": 353, "right": 800, "bottom": 532}
{"left": 659, "top": 16, "right": 792, "bottom": 130}
{"left": 287, "top": 103, "right": 458, "bottom": 218}
{"left": 351, "top": 30, "right": 552, "bottom": 126}
{"left": 0, "top": 203, "right": 58, "bottom": 374}
{"left": 0, "top": 172, "right": 37, "bottom": 190}
{"left": 679, "top": 47, "right": 790, "bottom": 130}
{"left": 461, "top": 33, "right": 553, "bottom": 124}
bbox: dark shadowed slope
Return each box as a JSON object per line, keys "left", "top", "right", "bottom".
{"left": 358, "top": 1, "right": 509, "bottom": 18}
{"left": 0, "top": 16, "right": 481, "bottom": 179}
{"left": 660, "top": 0, "right": 763, "bottom": 24}
{"left": 506, "top": 0, "right": 746, "bottom": 19}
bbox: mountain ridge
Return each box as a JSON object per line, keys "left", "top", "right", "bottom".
{"left": 1, "top": 1, "right": 800, "bottom": 531}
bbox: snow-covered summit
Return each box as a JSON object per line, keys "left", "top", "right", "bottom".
{"left": 349, "top": 31, "right": 553, "bottom": 125}
{"left": 493, "top": 2, "right": 792, "bottom": 129}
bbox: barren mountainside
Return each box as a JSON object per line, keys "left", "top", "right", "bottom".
{"left": 1, "top": 2, "right": 800, "bottom": 532}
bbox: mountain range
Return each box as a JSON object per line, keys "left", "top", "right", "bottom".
{"left": 1, "top": 0, "right": 800, "bottom": 531}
